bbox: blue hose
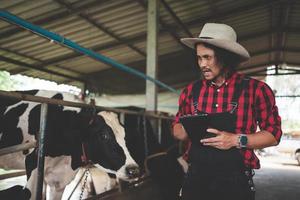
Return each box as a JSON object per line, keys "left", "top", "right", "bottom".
{"left": 0, "top": 10, "right": 180, "bottom": 94}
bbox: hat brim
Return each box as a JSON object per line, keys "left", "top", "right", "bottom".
{"left": 181, "top": 38, "right": 250, "bottom": 61}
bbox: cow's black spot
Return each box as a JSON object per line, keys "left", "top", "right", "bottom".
{"left": 25, "top": 150, "right": 36, "bottom": 179}
{"left": 0, "top": 103, "right": 29, "bottom": 148}
{"left": 0, "top": 185, "right": 31, "bottom": 200}
{"left": 26, "top": 107, "right": 127, "bottom": 177}
{"left": 51, "top": 93, "right": 63, "bottom": 100}
{"left": 84, "top": 115, "right": 126, "bottom": 171}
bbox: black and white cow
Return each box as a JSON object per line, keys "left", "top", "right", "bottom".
{"left": 120, "top": 106, "right": 186, "bottom": 200}
{"left": 0, "top": 90, "right": 139, "bottom": 200}
{"left": 0, "top": 185, "right": 31, "bottom": 200}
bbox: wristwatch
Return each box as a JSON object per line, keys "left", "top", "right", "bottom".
{"left": 237, "top": 134, "right": 248, "bottom": 149}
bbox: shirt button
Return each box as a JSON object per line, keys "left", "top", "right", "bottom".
{"left": 217, "top": 89, "right": 220, "bottom": 92}
{"left": 215, "top": 104, "right": 219, "bottom": 107}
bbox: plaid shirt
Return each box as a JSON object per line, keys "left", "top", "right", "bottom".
{"left": 173, "top": 72, "right": 282, "bottom": 169}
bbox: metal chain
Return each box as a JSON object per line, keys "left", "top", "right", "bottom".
{"left": 79, "top": 168, "right": 90, "bottom": 200}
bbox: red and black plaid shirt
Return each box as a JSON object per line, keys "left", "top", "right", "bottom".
{"left": 173, "top": 72, "right": 282, "bottom": 169}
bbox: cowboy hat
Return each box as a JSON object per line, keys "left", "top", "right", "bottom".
{"left": 181, "top": 23, "right": 250, "bottom": 61}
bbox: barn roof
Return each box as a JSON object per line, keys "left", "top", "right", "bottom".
{"left": 0, "top": 0, "right": 299, "bottom": 94}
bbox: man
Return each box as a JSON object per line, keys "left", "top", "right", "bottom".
{"left": 173, "top": 23, "right": 282, "bottom": 200}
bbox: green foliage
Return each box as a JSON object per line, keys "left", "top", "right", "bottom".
{"left": 266, "top": 74, "right": 300, "bottom": 132}
{"left": 0, "top": 71, "right": 19, "bottom": 91}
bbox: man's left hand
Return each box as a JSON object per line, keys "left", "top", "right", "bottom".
{"left": 200, "top": 128, "right": 238, "bottom": 150}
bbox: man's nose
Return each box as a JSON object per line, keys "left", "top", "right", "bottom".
{"left": 199, "top": 58, "right": 208, "bottom": 68}
{"left": 200, "top": 61, "right": 207, "bottom": 68}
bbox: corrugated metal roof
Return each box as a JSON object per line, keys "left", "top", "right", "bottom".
{"left": 0, "top": 0, "right": 299, "bottom": 94}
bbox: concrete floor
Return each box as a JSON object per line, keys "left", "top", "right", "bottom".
{"left": 254, "top": 155, "right": 300, "bottom": 200}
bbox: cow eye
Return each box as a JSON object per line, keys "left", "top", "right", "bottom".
{"left": 101, "top": 133, "right": 110, "bottom": 140}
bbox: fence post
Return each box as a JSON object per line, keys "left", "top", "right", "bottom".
{"left": 35, "top": 103, "right": 48, "bottom": 200}
{"left": 158, "top": 118, "right": 162, "bottom": 144}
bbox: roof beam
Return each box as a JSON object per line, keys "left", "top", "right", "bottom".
{"left": 16, "top": 27, "right": 299, "bottom": 75}
{"left": 250, "top": 47, "right": 300, "bottom": 57}
{"left": 53, "top": 0, "right": 146, "bottom": 57}
{"left": 160, "top": 0, "right": 193, "bottom": 37}
{"left": 10, "top": 33, "right": 146, "bottom": 75}
{"left": 206, "top": 0, "right": 221, "bottom": 19}
{"left": 239, "top": 62, "right": 278, "bottom": 72}
{"left": 0, "top": 54, "right": 86, "bottom": 82}
{"left": 0, "top": 0, "right": 285, "bottom": 45}
{"left": 239, "top": 61, "right": 300, "bottom": 72}
{"left": 0, "top": 47, "right": 40, "bottom": 63}
{"left": 5, "top": 0, "right": 300, "bottom": 79}
{"left": 249, "top": 71, "right": 300, "bottom": 76}
{"left": 136, "top": 0, "right": 187, "bottom": 49}
{"left": 274, "top": 0, "right": 293, "bottom": 66}
{"left": 1, "top": 47, "right": 82, "bottom": 76}
{"left": 269, "top": 3, "right": 277, "bottom": 63}
{"left": 0, "top": 0, "right": 111, "bottom": 40}
{"left": 279, "top": 68, "right": 300, "bottom": 73}
{"left": 245, "top": 68, "right": 269, "bottom": 76}
{"left": 183, "top": 0, "right": 283, "bottom": 29}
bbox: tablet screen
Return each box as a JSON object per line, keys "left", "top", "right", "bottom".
{"left": 179, "top": 112, "right": 235, "bottom": 144}
{"left": 179, "top": 114, "right": 213, "bottom": 143}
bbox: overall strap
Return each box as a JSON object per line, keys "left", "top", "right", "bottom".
{"left": 229, "top": 77, "right": 250, "bottom": 113}
{"left": 192, "top": 80, "right": 202, "bottom": 114}
{"left": 192, "top": 77, "right": 250, "bottom": 114}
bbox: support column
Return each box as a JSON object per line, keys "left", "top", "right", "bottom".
{"left": 146, "top": 0, "right": 159, "bottom": 112}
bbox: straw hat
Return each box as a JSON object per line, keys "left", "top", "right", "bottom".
{"left": 181, "top": 23, "right": 250, "bottom": 61}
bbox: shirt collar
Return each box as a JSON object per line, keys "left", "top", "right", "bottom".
{"left": 202, "top": 72, "right": 241, "bottom": 88}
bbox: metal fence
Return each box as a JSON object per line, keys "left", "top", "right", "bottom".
{"left": 0, "top": 90, "right": 175, "bottom": 200}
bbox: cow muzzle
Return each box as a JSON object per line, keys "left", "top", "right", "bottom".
{"left": 125, "top": 164, "right": 140, "bottom": 179}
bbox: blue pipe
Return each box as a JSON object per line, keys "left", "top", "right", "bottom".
{"left": 0, "top": 10, "right": 180, "bottom": 94}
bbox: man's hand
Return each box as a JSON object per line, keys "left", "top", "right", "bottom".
{"left": 173, "top": 123, "right": 189, "bottom": 141}
{"left": 200, "top": 128, "right": 238, "bottom": 150}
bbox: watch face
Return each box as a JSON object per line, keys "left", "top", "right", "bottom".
{"left": 241, "top": 135, "right": 248, "bottom": 146}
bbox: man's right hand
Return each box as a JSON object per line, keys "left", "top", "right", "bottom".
{"left": 173, "top": 123, "right": 189, "bottom": 141}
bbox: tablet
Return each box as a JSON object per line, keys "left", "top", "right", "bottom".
{"left": 179, "top": 112, "right": 235, "bottom": 143}
{"left": 179, "top": 114, "right": 214, "bottom": 143}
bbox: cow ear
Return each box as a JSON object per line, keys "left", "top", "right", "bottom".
{"left": 79, "top": 107, "right": 97, "bottom": 121}
{"left": 28, "top": 105, "right": 40, "bottom": 136}
{"left": 51, "top": 93, "right": 63, "bottom": 100}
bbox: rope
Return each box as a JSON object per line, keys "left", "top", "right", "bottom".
{"left": 67, "top": 168, "right": 89, "bottom": 200}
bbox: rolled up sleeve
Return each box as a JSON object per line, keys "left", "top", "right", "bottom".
{"left": 173, "top": 86, "right": 192, "bottom": 127}
{"left": 255, "top": 82, "right": 282, "bottom": 142}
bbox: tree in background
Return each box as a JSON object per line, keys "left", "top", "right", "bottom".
{"left": 0, "top": 71, "right": 20, "bottom": 91}
{"left": 266, "top": 73, "right": 300, "bottom": 134}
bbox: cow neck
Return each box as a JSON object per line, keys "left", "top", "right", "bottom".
{"left": 80, "top": 143, "right": 89, "bottom": 165}
{"left": 79, "top": 115, "right": 96, "bottom": 166}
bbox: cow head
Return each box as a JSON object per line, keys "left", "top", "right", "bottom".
{"left": 26, "top": 102, "right": 140, "bottom": 181}
{"left": 91, "top": 111, "right": 140, "bottom": 180}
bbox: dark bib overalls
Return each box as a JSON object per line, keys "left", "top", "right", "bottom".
{"left": 181, "top": 79, "right": 255, "bottom": 200}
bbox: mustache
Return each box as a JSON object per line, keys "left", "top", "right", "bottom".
{"left": 201, "top": 68, "right": 211, "bottom": 73}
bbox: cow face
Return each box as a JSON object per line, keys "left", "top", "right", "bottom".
{"left": 85, "top": 114, "right": 126, "bottom": 170}
{"left": 93, "top": 111, "right": 140, "bottom": 180}
{"left": 26, "top": 108, "right": 140, "bottom": 180}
